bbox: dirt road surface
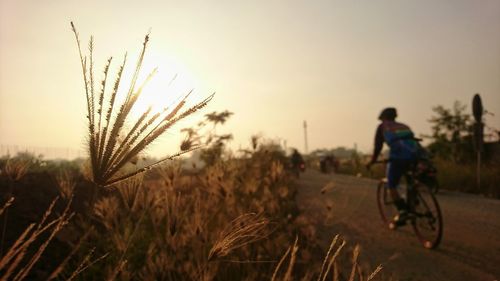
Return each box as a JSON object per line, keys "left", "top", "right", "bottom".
{"left": 296, "top": 170, "right": 500, "bottom": 281}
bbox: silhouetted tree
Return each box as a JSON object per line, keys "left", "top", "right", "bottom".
{"left": 180, "top": 110, "right": 234, "bottom": 165}
{"left": 426, "top": 101, "right": 474, "bottom": 163}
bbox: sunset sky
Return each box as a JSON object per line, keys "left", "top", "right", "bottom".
{"left": 1, "top": 0, "right": 499, "bottom": 158}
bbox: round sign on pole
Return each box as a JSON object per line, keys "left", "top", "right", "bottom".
{"left": 472, "top": 94, "right": 483, "bottom": 122}
{"left": 472, "top": 94, "right": 484, "bottom": 152}
{"left": 472, "top": 94, "right": 483, "bottom": 191}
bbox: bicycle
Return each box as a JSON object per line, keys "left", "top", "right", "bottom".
{"left": 415, "top": 159, "right": 440, "bottom": 194}
{"left": 291, "top": 162, "right": 305, "bottom": 179}
{"left": 374, "top": 160, "right": 443, "bottom": 249}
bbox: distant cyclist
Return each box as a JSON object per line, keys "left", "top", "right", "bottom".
{"left": 290, "top": 149, "right": 305, "bottom": 178}
{"left": 367, "top": 107, "right": 419, "bottom": 226}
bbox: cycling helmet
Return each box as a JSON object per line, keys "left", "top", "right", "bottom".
{"left": 378, "top": 107, "right": 397, "bottom": 120}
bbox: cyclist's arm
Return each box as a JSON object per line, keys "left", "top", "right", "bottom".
{"left": 370, "top": 124, "right": 384, "bottom": 164}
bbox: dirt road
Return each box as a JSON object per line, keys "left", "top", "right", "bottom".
{"left": 296, "top": 170, "right": 500, "bottom": 281}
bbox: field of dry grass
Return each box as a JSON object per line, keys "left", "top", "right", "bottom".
{"left": 0, "top": 145, "right": 384, "bottom": 280}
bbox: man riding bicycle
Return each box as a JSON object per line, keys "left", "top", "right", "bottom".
{"left": 290, "top": 149, "right": 305, "bottom": 177}
{"left": 367, "top": 107, "right": 419, "bottom": 227}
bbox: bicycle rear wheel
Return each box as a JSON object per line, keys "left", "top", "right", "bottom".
{"left": 376, "top": 180, "right": 398, "bottom": 227}
{"left": 411, "top": 184, "right": 443, "bottom": 249}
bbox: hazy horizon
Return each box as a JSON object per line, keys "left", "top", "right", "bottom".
{"left": 1, "top": 0, "right": 499, "bottom": 159}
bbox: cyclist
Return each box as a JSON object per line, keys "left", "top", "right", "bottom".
{"left": 290, "top": 149, "right": 305, "bottom": 177}
{"left": 367, "top": 107, "right": 419, "bottom": 226}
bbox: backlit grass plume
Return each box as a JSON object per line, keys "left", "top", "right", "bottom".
{"left": 71, "top": 22, "right": 213, "bottom": 187}
{"left": 208, "top": 213, "right": 272, "bottom": 261}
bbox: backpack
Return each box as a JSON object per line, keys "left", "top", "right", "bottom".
{"left": 414, "top": 143, "right": 439, "bottom": 189}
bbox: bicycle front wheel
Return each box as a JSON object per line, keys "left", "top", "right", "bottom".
{"left": 411, "top": 184, "right": 443, "bottom": 249}
{"left": 376, "top": 180, "right": 398, "bottom": 227}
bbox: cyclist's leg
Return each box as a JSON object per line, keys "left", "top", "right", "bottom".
{"left": 387, "top": 160, "right": 407, "bottom": 212}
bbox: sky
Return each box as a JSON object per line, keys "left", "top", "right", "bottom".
{"left": 1, "top": 0, "right": 499, "bottom": 159}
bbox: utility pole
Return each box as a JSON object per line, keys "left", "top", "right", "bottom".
{"left": 303, "top": 120, "right": 308, "bottom": 154}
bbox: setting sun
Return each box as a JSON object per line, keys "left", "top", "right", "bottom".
{"left": 127, "top": 50, "right": 205, "bottom": 120}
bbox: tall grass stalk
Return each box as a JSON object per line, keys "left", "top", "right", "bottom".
{"left": 347, "top": 245, "right": 360, "bottom": 281}
{"left": 1, "top": 157, "right": 30, "bottom": 257}
{"left": 71, "top": 22, "right": 213, "bottom": 187}
{"left": 0, "top": 198, "right": 14, "bottom": 218}
{"left": 271, "top": 245, "right": 291, "bottom": 281}
{"left": 319, "top": 235, "right": 345, "bottom": 281}
{"left": 208, "top": 213, "right": 272, "bottom": 261}
{"left": 272, "top": 235, "right": 381, "bottom": 281}
{"left": 66, "top": 249, "right": 109, "bottom": 281}
{"left": 46, "top": 227, "right": 94, "bottom": 280}
{"left": 0, "top": 197, "right": 74, "bottom": 280}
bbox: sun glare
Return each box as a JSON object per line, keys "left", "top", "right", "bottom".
{"left": 129, "top": 51, "right": 204, "bottom": 120}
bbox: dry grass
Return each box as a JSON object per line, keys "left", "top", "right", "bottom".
{"left": 208, "top": 213, "right": 272, "bottom": 261}
{"left": 65, "top": 248, "right": 109, "bottom": 281}
{"left": 56, "top": 170, "right": 76, "bottom": 201}
{"left": 318, "top": 235, "right": 346, "bottom": 281}
{"left": 2, "top": 157, "right": 31, "bottom": 182}
{"left": 271, "top": 235, "right": 382, "bottom": 281}
{"left": 0, "top": 146, "right": 385, "bottom": 280}
{"left": 46, "top": 227, "right": 94, "bottom": 281}
{"left": 0, "top": 157, "right": 31, "bottom": 262}
{"left": 58, "top": 141, "right": 304, "bottom": 279}
{"left": 271, "top": 236, "right": 299, "bottom": 281}
{"left": 71, "top": 22, "right": 213, "bottom": 187}
{"left": 0, "top": 197, "right": 14, "bottom": 217}
{"left": 320, "top": 181, "right": 336, "bottom": 194}
{"left": 434, "top": 157, "right": 500, "bottom": 198}
{"left": 0, "top": 197, "right": 74, "bottom": 280}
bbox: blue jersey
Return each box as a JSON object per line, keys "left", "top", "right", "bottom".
{"left": 381, "top": 121, "right": 418, "bottom": 160}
